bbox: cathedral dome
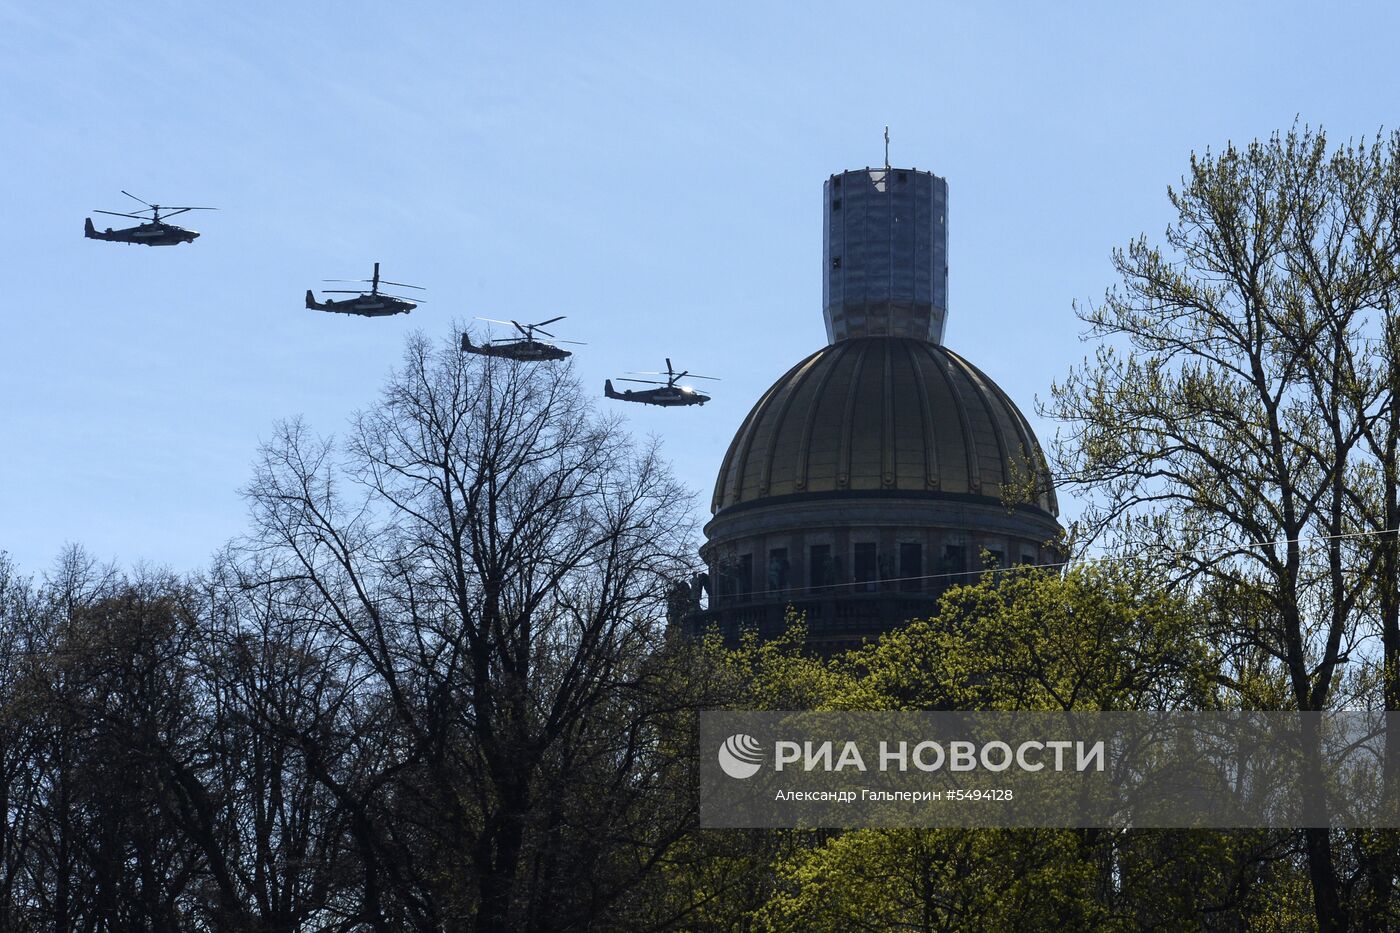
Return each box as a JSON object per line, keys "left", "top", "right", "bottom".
{"left": 688, "top": 163, "right": 1063, "bottom": 652}
{"left": 711, "top": 336, "right": 1058, "bottom": 517}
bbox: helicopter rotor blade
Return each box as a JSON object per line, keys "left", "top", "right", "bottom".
{"left": 321, "top": 289, "right": 369, "bottom": 294}
{"left": 618, "top": 378, "right": 667, "bottom": 386}
{"left": 476, "top": 317, "right": 516, "bottom": 326}
{"left": 379, "top": 280, "right": 425, "bottom": 290}
{"left": 511, "top": 321, "right": 532, "bottom": 337}
{"left": 93, "top": 210, "right": 149, "bottom": 220}
{"left": 158, "top": 207, "right": 216, "bottom": 218}
{"left": 536, "top": 315, "right": 566, "bottom": 327}
{"left": 121, "top": 190, "right": 153, "bottom": 208}
{"left": 554, "top": 340, "right": 587, "bottom": 346}
{"left": 322, "top": 279, "right": 374, "bottom": 283}
{"left": 534, "top": 328, "right": 557, "bottom": 338}
{"left": 648, "top": 365, "right": 718, "bottom": 381}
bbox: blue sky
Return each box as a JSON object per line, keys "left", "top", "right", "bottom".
{"left": 2, "top": 1, "right": 1396, "bottom": 574}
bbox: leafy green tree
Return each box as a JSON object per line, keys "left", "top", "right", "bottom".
{"left": 828, "top": 562, "right": 1215, "bottom": 713}
{"left": 1046, "top": 125, "right": 1400, "bottom": 929}
{"left": 760, "top": 828, "right": 1108, "bottom": 933}
{"left": 670, "top": 566, "right": 1316, "bottom": 931}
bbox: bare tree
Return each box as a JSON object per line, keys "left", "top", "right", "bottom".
{"left": 240, "top": 332, "right": 699, "bottom": 931}
{"left": 0, "top": 553, "right": 44, "bottom": 930}
{"left": 2, "top": 551, "right": 206, "bottom": 931}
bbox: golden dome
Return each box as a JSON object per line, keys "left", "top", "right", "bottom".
{"left": 712, "top": 336, "right": 1058, "bottom": 516}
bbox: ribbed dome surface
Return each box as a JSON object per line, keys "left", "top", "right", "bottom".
{"left": 712, "top": 337, "right": 1058, "bottom": 516}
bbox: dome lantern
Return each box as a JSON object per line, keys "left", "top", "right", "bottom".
{"left": 823, "top": 167, "right": 949, "bottom": 345}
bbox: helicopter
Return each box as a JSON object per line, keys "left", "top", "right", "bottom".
{"left": 462, "top": 316, "right": 585, "bottom": 361}
{"left": 305, "top": 262, "right": 423, "bottom": 317}
{"left": 84, "top": 191, "right": 216, "bottom": 246}
{"left": 604, "top": 358, "right": 718, "bottom": 407}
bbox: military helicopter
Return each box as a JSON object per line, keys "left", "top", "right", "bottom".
{"left": 461, "top": 316, "right": 585, "bottom": 361}
{"left": 605, "top": 359, "right": 718, "bottom": 407}
{"left": 305, "top": 262, "right": 423, "bottom": 317}
{"left": 84, "top": 191, "right": 216, "bottom": 246}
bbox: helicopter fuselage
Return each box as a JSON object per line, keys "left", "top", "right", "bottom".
{"left": 604, "top": 380, "right": 709, "bottom": 407}
{"left": 306, "top": 290, "right": 415, "bottom": 317}
{"left": 461, "top": 335, "right": 571, "bottom": 361}
{"left": 85, "top": 218, "right": 198, "bottom": 246}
